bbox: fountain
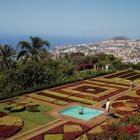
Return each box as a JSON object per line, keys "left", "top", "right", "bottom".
{"left": 78, "top": 106, "right": 84, "bottom": 115}
{"left": 59, "top": 106, "right": 103, "bottom": 121}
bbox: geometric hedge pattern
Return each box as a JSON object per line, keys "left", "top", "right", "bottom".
{"left": 104, "top": 69, "right": 140, "bottom": 80}
{"left": 28, "top": 79, "right": 129, "bottom": 105}
{"left": 28, "top": 121, "right": 90, "bottom": 140}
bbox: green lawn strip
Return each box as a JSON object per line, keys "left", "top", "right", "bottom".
{"left": 12, "top": 111, "right": 56, "bottom": 135}
{"left": 86, "top": 79, "right": 107, "bottom": 85}
{"left": 68, "top": 96, "right": 97, "bottom": 104}
{"left": 28, "top": 93, "right": 58, "bottom": 103}
{"left": 43, "top": 90, "right": 70, "bottom": 98}
{"left": 12, "top": 105, "right": 55, "bottom": 125}
{"left": 16, "top": 118, "right": 38, "bottom": 134}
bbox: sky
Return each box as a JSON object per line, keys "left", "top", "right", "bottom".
{"left": 0, "top": 0, "right": 140, "bottom": 47}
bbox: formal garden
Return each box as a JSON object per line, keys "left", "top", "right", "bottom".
{"left": 0, "top": 37, "right": 140, "bottom": 139}
{"left": 0, "top": 69, "right": 140, "bottom": 140}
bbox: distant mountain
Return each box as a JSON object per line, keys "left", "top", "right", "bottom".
{"left": 112, "top": 36, "right": 129, "bottom": 40}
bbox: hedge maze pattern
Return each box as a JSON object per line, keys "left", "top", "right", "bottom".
{"left": 104, "top": 69, "right": 140, "bottom": 80}
{"left": 28, "top": 79, "right": 128, "bottom": 105}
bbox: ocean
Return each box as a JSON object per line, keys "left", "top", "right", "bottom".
{"left": 0, "top": 34, "right": 103, "bottom": 51}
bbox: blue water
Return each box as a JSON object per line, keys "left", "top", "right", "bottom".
{"left": 59, "top": 106, "right": 104, "bottom": 120}
{"left": 0, "top": 34, "right": 102, "bottom": 50}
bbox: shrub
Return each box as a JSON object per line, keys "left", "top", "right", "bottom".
{"left": 10, "top": 105, "right": 26, "bottom": 112}
{"left": 93, "top": 112, "right": 140, "bottom": 140}
{"left": 0, "top": 125, "right": 21, "bottom": 138}
{"left": 26, "top": 106, "right": 39, "bottom": 112}
{"left": 0, "top": 115, "right": 23, "bottom": 138}
{"left": 0, "top": 115, "right": 23, "bottom": 126}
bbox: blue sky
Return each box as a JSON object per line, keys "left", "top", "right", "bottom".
{"left": 0, "top": 0, "right": 140, "bottom": 42}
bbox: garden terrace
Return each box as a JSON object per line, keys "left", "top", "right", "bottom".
{"left": 28, "top": 80, "right": 128, "bottom": 105}
{"left": 0, "top": 69, "right": 140, "bottom": 140}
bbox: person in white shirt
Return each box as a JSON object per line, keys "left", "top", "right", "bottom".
{"left": 130, "top": 80, "right": 135, "bottom": 90}
{"left": 105, "top": 98, "right": 110, "bottom": 116}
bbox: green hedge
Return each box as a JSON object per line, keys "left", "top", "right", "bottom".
{"left": 0, "top": 70, "right": 112, "bottom": 100}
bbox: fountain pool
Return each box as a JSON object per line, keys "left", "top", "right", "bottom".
{"left": 59, "top": 106, "right": 104, "bottom": 121}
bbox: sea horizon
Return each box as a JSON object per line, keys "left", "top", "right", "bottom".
{"left": 0, "top": 34, "right": 110, "bottom": 50}
{"left": 0, "top": 34, "right": 140, "bottom": 51}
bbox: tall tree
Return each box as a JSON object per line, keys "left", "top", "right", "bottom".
{"left": 0, "top": 44, "right": 16, "bottom": 70}
{"left": 17, "top": 36, "right": 50, "bottom": 62}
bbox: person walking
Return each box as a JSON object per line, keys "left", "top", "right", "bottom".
{"left": 130, "top": 80, "right": 135, "bottom": 90}
{"left": 105, "top": 98, "right": 110, "bottom": 116}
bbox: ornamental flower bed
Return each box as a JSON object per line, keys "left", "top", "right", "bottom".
{"left": 112, "top": 102, "right": 125, "bottom": 108}
{"left": 73, "top": 86, "right": 107, "bottom": 94}
{"left": 127, "top": 74, "right": 140, "bottom": 80}
{"left": 116, "top": 95, "right": 135, "bottom": 100}
{"left": 98, "top": 88, "right": 127, "bottom": 101}
{"left": 0, "top": 115, "right": 23, "bottom": 138}
{"left": 92, "top": 112, "right": 140, "bottom": 140}
{"left": 90, "top": 79, "right": 130, "bottom": 87}
{"left": 115, "top": 110, "right": 132, "bottom": 115}
{"left": 104, "top": 70, "right": 133, "bottom": 79}
{"left": 0, "top": 125, "right": 21, "bottom": 138}
{"left": 39, "top": 80, "right": 129, "bottom": 104}
{"left": 127, "top": 99, "right": 140, "bottom": 105}
{"left": 28, "top": 121, "right": 90, "bottom": 140}
{"left": 119, "top": 72, "right": 138, "bottom": 78}
{"left": 37, "top": 92, "right": 72, "bottom": 102}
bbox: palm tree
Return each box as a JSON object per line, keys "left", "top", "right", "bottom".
{"left": 0, "top": 44, "right": 16, "bottom": 69}
{"left": 17, "top": 36, "right": 50, "bottom": 62}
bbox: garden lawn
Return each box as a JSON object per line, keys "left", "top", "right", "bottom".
{"left": 0, "top": 102, "right": 56, "bottom": 134}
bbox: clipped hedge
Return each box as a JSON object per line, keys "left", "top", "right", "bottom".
{"left": 10, "top": 105, "right": 26, "bottom": 112}
{"left": 0, "top": 115, "right": 23, "bottom": 126}
{"left": 4, "top": 101, "right": 40, "bottom": 113}
{"left": 0, "top": 70, "right": 111, "bottom": 100}
{"left": 0, "top": 115, "right": 23, "bottom": 138}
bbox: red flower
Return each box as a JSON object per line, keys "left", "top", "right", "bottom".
{"left": 124, "top": 125, "right": 137, "bottom": 134}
